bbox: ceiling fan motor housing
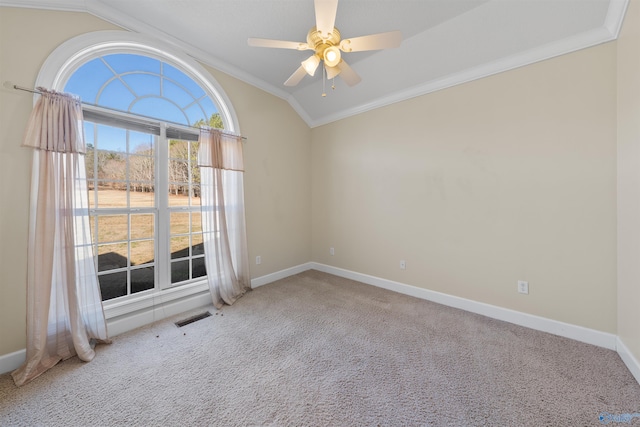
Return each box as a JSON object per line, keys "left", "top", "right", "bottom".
{"left": 307, "top": 26, "right": 341, "bottom": 57}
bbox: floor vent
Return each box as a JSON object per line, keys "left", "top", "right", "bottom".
{"left": 175, "top": 311, "right": 212, "bottom": 328}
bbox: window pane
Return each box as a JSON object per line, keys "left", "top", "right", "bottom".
{"left": 129, "top": 157, "right": 155, "bottom": 183}
{"left": 131, "top": 267, "right": 154, "bottom": 294}
{"left": 88, "top": 181, "right": 97, "bottom": 209}
{"left": 129, "top": 154, "right": 154, "bottom": 182}
{"left": 192, "top": 233, "right": 204, "bottom": 256}
{"left": 96, "top": 151, "right": 126, "bottom": 182}
{"left": 199, "top": 98, "right": 219, "bottom": 124}
{"left": 169, "top": 159, "right": 189, "bottom": 183}
{"left": 98, "top": 79, "right": 136, "bottom": 111}
{"left": 122, "top": 74, "right": 161, "bottom": 97}
{"left": 191, "top": 212, "right": 202, "bottom": 233}
{"left": 86, "top": 164, "right": 95, "bottom": 180}
{"left": 170, "top": 212, "right": 190, "bottom": 235}
{"left": 163, "top": 80, "right": 194, "bottom": 108}
{"left": 97, "top": 186, "right": 127, "bottom": 208}
{"left": 193, "top": 257, "right": 206, "bottom": 279}
{"left": 169, "top": 140, "right": 189, "bottom": 160}
{"left": 171, "top": 236, "right": 190, "bottom": 259}
{"left": 99, "top": 271, "right": 127, "bottom": 301}
{"left": 96, "top": 125, "right": 127, "bottom": 152}
{"left": 131, "top": 214, "right": 154, "bottom": 239}
{"left": 65, "top": 58, "right": 114, "bottom": 103}
{"left": 97, "top": 215, "right": 128, "bottom": 243}
{"left": 185, "top": 103, "right": 208, "bottom": 126}
{"left": 131, "top": 240, "right": 154, "bottom": 266}
{"left": 130, "top": 132, "right": 155, "bottom": 155}
{"left": 169, "top": 186, "right": 189, "bottom": 206}
{"left": 103, "top": 53, "right": 160, "bottom": 75}
{"left": 98, "top": 243, "right": 128, "bottom": 271}
{"left": 129, "top": 184, "right": 155, "bottom": 208}
{"left": 191, "top": 185, "right": 201, "bottom": 206}
{"left": 164, "top": 62, "right": 205, "bottom": 98}
{"left": 171, "top": 260, "right": 189, "bottom": 284}
{"left": 89, "top": 215, "right": 97, "bottom": 242}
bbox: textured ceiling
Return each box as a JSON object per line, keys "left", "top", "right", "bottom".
{"left": 0, "top": 0, "right": 628, "bottom": 126}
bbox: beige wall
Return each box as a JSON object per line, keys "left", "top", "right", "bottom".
{"left": 617, "top": 0, "right": 640, "bottom": 364}
{"left": 205, "top": 69, "right": 312, "bottom": 277}
{"left": 0, "top": 7, "right": 311, "bottom": 356}
{"left": 311, "top": 43, "right": 618, "bottom": 333}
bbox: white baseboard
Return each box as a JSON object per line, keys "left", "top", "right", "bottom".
{"left": 617, "top": 337, "right": 640, "bottom": 385}
{"left": 0, "top": 349, "right": 26, "bottom": 376}
{"left": 310, "top": 262, "right": 618, "bottom": 350}
{"left": 251, "top": 262, "right": 314, "bottom": 288}
{"left": 3, "top": 262, "right": 637, "bottom": 386}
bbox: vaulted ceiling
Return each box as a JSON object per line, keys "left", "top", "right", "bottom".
{"left": 1, "top": 0, "right": 628, "bottom": 127}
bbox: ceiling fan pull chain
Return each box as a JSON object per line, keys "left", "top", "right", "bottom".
{"left": 332, "top": 77, "right": 336, "bottom": 91}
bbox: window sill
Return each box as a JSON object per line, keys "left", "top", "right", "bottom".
{"left": 103, "top": 279, "right": 209, "bottom": 320}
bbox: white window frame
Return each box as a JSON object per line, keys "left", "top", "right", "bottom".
{"left": 35, "top": 31, "right": 240, "bottom": 323}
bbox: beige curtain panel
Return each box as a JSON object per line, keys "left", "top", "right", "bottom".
{"left": 198, "top": 128, "right": 251, "bottom": 308}
{"left": 13, "top": 88, "right": 109, "bottom": 387}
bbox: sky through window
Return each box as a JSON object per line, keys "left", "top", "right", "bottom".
{"left": 64, "top": 53, "right": 220, "bottom": 151}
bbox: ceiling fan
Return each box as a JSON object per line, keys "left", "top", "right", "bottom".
{"left": 248, "top": 0, "right": 402, "bottom": 89}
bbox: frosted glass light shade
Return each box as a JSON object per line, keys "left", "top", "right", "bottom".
{"left": 302, "top": 55, "right": 321, "bottom": 76}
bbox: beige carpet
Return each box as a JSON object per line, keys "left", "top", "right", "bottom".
{"left": 1, "top": 270, "right": 639, "bottom": 426}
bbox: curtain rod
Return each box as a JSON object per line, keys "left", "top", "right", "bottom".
{"left": 8, "top": 83, "right": 247, "bottom": 141}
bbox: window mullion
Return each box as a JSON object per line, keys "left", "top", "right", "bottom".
{"left": 157, "top": 124, "right": 171, "bottom": 289}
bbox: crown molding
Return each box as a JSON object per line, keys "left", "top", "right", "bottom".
{"left": 0, "top": 0, "right": 84, "bottom": 12}
{"left": 286, "top": 94, "right": 315, "bottom": 127}
{"left": 604, "top": 0, "right": 629, "bottom": 37}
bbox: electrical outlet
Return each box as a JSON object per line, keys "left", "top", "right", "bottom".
{"left": 330, "top": 247, "right": 335, "bottom": 256}
{"left": 400, "top": 260, "right": 406, "bottom": 270}
{"left": 256, "top": 256, "right": 261, "bottom": 265}
{"left": 518, "top": 280, "right": 529, "bottom": 294}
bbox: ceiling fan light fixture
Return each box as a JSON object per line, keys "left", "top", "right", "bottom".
{"left": 248, "top": 0, "right": 403, "bottom": 90}
{"left": 323, "top": 46, "right": 341, "bottom": 67}
{"left": 302, "top": 54, "right": 321, "bottom": 76}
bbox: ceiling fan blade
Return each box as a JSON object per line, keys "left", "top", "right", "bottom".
{"left": 314, "top": 0, "right": 339, "bottom": 39}
{"left": 336, "top": 60, "right": 361, "bottom": 86}
{"left": 340, "top": 31, "right": 402, "bottom": 52}
{"left": 248, "top": 38, "right": 310, "bottom": 50}
{"left": 325, "top": 64, "right": 341, "bottom": 80}
{"left": 284, "top": 65, "right": 308, "bottom": 86}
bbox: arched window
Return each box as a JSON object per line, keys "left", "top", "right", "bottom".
{"left": 36, "top": 31, "right": 239, "bottom": 304}
{"left": 64, "top": 53, "right": 222, "bottom": 127}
